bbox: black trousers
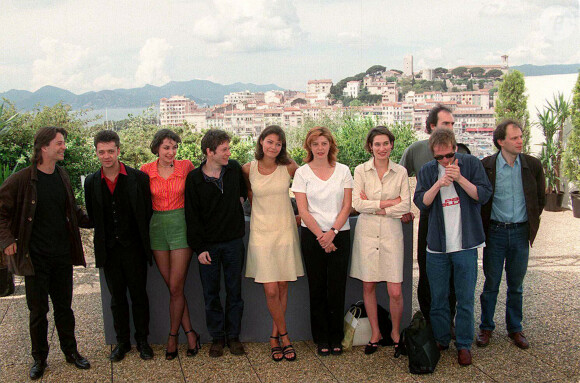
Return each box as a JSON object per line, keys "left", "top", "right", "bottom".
{"left": 417, "top": 212, "right": 456, "bottom": 322}
{"left": 301, "top": 228, "right": 350, "bottom": 346}
{"left": 103, "top": 242, "right": 150, "bottom": 344}
{"left": 25, "top": 253, "right": 77, "bottom": 361}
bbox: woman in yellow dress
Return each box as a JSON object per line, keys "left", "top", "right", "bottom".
{"left": 242, "top": 125, "right": 303, "bottom": 361}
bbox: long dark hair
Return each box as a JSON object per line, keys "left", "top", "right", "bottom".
{"left": 255, "top": 125, "right": 291, "bottom": 165}
{"left": 32, "top": 127, "right": 67, "bottom": 164}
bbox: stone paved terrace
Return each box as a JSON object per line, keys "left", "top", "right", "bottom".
{"left": 1, "top": 209, "right": 579, "bottom": 383}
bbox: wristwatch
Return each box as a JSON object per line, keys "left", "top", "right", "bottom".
{"left": 330, "top": 227, "right": 339, "bottom": 235}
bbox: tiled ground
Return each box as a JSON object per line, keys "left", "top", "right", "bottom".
{"left": 1, "top": 209, "right": 579, "bottom": 382}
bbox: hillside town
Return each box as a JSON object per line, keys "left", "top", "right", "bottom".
{"left": 160, "top": 56, "right": 510, "bottom": 158}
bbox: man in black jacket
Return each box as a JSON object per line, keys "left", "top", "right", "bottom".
{"left": 0, "top": 127, "right": 91, "bottom": 380}
{"left": 185, "top": 129, "right": 247, "bottom": 358}
{"left": 84, "top": 130, "right": 154, "bottom": 361}
{"left": 476, "top": 120, "right": 545, "bottom": 350}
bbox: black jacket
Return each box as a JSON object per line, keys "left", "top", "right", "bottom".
{"left": 184, "top": 160, "right": 247, "bottom": 255}
{"left": 84, "top": 164, "right": 153, "bottom": 267}
{"left": 481, "top": 152, "right": 545, "bottom": 246}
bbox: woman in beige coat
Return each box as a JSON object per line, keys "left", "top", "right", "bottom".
{"left": 350, "top": 126, "right": 411, "bottom": 357}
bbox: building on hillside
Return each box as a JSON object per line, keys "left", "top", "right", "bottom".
{"left": 307, "top": 79, "right": 333, "bottom": 95}
{"left": 265, "top": 90, "right": 285, "bottom": 104}
{"left": 422, "top": 69, "right": 435, "bottom": 81}
{"left": 159, "top": 95, "right": 199, "bottom": 126}
{"left": 283, "top": 107, "right": 303, "bottom": 128}
{"left": 224, "top": 90, "right": 255, "bottom": 105}
{"left": 453, "top": 109, "right": 495, "bottom": 134}
{"left": 383, "top": 70, "right": 403, "bottom": 79}
{"left": 403, "top": 55, "right": 413, "bottom": 77}
{"left": 363, "top": 79, "right": 396, "bottom": 102}
{"left": 501, "top": 55, "right": 509, "bottom": 69}
{"left": 343, "top": 81, "right": 361, "bottom": 98}
{"left": 306, "top": 79, "right": 333, "bottom": 104}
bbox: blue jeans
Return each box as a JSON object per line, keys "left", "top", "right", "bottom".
{"left": 426, "top": 249, "right": 478, "bottom": 350}
{"left": 480, "top": 222, "right": 529, "bottom": 333}
{"left": 198, "top": 238, "right": 245, "bottom": 340}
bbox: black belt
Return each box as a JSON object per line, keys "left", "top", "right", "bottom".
{"left": 490, "top": 220, "right": 527, "bottom": 229}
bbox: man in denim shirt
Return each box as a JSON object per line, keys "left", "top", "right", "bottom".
{"left": 476, "top": 120, "right": 545, "bottom": 350}
{"left": 414, "top": 129, "right": 492, "bottom": 366}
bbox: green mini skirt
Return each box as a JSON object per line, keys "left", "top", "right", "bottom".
{"left": 149, "top": 208, "right": 189, "bottom": 251}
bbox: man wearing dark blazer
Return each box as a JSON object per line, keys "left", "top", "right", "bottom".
{"left": 84, "top": 130, "right": 154, "bottom": 361}
{"left": 477, "top": 119, "right": 545, "bottom": 350}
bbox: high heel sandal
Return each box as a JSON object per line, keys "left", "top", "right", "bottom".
{"left": 393, "top": 340, "right": 406, "bottom": 358}
{"left": 166, "top": 333, "right": 179, "bottom": 360}
{"left": 185, "top": 330, "right": 201, "bottom": 357}
{"left": 279, "top": 332, "right": 296, "bottom": 361}
{"left": 270, "top": 336, "right": 283, "bottom": 362}
{"left": 364, "top": 341, "right": 380, "bottom": 355}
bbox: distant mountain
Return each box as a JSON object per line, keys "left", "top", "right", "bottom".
{"left": 0, "top": 80, "right": 285, "bottom": 110}
{"left": 511, "top": 64, "right": 580, "bottom": 77}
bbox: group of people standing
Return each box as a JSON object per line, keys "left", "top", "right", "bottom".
{"left": 0, "top": 102, "right": 544, "bottom": 379}
{"left": 403, "top": 105, "right": 544, "bottom": 366}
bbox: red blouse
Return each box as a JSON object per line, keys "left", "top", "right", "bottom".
{"left": 140, "top": 159, "right": 194, "bottom": 211}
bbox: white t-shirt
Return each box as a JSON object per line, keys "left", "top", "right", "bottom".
{"left": 432, "top": 164, "right": 462, "bottom": 253}
{"left": 291, "top": 162, "right": 354, "bottom": 231}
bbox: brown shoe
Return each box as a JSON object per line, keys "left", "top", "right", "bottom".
{"left": 227, "top": 337, "right": 246, "bottom": 355}
{"left": 209, "top": 339, "right": 225, "bottom": 357}
{"left": 509, "top": 332, "right": 529, "bottom": 349}
{"left": 436, "top": 343, "right": 449, "bottom": 351}
{"left": 476, "top": 329, "right": 493, "bottom": 347}
{"left": 457, "top": 349, "right": 472, "bottom": 366}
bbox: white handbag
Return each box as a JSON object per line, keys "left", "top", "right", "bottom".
{"left": 342, "top": 301, "right": 372, "bottom": 350}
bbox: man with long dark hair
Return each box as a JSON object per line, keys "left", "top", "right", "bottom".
{"left": 0, "top": 127, "right": 91, "bottom": 380}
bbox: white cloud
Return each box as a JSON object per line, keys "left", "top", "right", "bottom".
{"left": 31, "top": 38, "right": 90, "bottom": 91}
{"left": 135, "top": 38, "right": 172, "bottom": 87}
{"left": 192, "top": 0, "right": 303, "bottom": 53}
{"left": 92, "top": 73, "right": 133, "bottom": 90}
{"left": 538, "top": 5, "right": 578, "bottom": 42}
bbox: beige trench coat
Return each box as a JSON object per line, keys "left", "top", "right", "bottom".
{"left": 350, "top": 158, "right": 411, "bottom": 282}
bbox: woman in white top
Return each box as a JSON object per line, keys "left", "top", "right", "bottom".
{"left": 351, "top": 126, "right": 411, "bottom": 357}
{"left": 291, "top": 126, "right": 353, "bottom": 356}
{"left": 242, "top": 125, "right": 303, "bottom": 362}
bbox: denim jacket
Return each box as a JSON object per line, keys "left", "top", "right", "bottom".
{"left": 413, "top": 152, "right": 492, "bottom": 253}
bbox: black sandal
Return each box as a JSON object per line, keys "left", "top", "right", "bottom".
{"left": 166, "top": 333, "right": 179, "bottom": 360}
{"left": 185, "top": 330, "right": 201, "bottom": 357}
{"left": 364, "top": 341, "right": 380, "bottom": 355}
{"left": 317, "top": 343, "right": 330, "bottom": 356}
{"left": 330, "top": 344, "right": 343, "bottom": 355}
{"left": 270, "top": 336, "right": 283, "bottom": 362}
{"left": 394, "top": 341, "right": 406, "bottom": 358}
{"left": 279, "top": 333, "right": 296, "bottom": 361}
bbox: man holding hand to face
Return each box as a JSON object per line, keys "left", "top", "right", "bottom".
{"left": 413, "top": 129, "right": 492, "bottom": 366}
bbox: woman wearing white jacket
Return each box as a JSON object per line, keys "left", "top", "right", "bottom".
{"left": 350, "top": 126, "right": 411, "bottom": 357}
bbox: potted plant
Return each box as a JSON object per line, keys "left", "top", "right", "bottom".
{"left": 0, "top": 103, "right": 17, "bottom": 297}
{"left": 537, "top": 93, "right": 570, "bottom": 211}
{"left": 563, "top": 72, "right": 580, "bottom": 217}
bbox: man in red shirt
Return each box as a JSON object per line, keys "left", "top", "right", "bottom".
{"left": 84, "top": 130, "right": 154, "bottom": 362}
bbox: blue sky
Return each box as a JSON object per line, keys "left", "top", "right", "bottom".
{"left": 1, "top": 0, "right": 578, "bottom": 93}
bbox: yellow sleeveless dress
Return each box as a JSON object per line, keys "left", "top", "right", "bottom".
{"left": 245, "top": 161, "right": 304, "bottom": 283}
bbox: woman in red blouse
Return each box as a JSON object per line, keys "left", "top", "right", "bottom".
{"left": 140, "top": 129, "right": 199, "bottom": 359}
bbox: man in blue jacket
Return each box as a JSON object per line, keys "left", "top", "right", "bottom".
{"left": 413, "top": 129, "right": 492, "bottom": 366}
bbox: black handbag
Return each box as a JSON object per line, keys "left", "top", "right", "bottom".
{"left": 401, "top": 311, "right": 440, "bottom": 374}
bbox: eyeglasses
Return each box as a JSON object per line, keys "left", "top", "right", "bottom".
{"left": 433, "top": 153, "right": 455, "bottom": 161}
